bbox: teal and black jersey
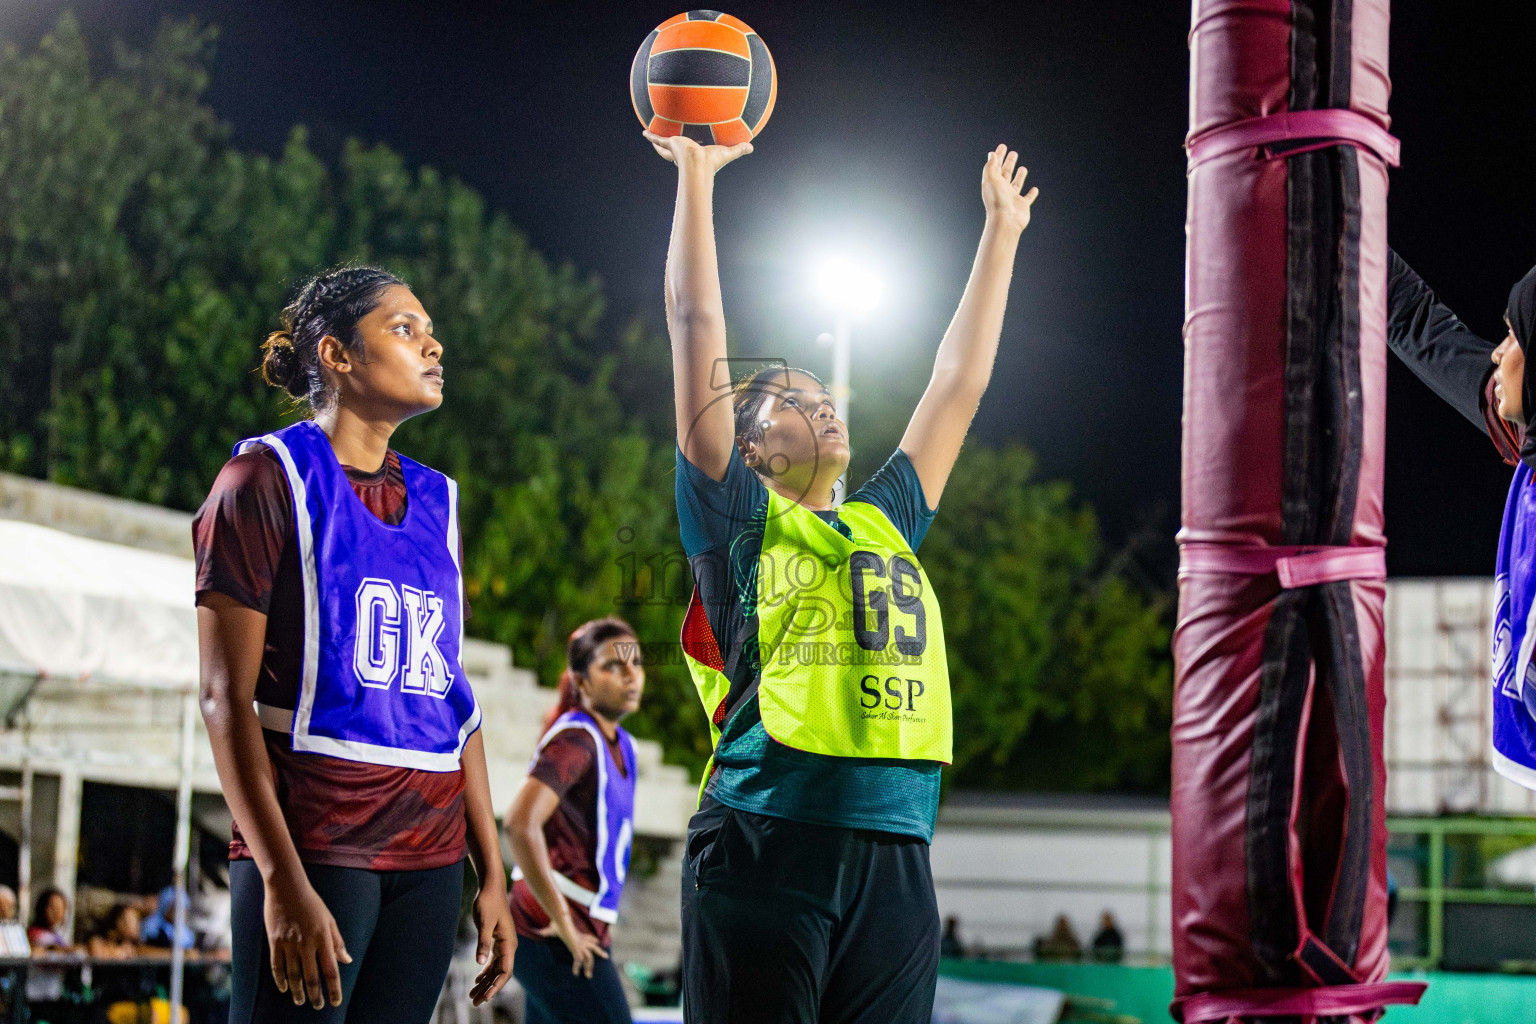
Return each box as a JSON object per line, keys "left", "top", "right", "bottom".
{"left": 674, "top": 445, "right": 942, "bottom": 841}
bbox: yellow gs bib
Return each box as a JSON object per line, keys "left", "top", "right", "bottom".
{"left": 753, "top": 490, "right": 952, "bottom": 762}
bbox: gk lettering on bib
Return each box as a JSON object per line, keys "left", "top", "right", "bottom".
{"left": 754, "top": 491, "right": 952, "bottom": 762}
{"left": 353, "top": 579, "right": 454, "bottom": 696}
{"left": 234, "top": 421, "right": 479, "bottom": 771}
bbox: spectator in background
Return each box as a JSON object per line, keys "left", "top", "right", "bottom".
{"left": 1091, "top": 911, "right": 1125, "bottom": 964}
{"left": 27, "top": 888, "right": 72, "bottom": 951}
{"left": 25, "top": 888, "right": 72, "bottom": 1011}
{"left": 189, "top": 873, "right": 233, "bottom": 954}
{"left": 88, "top": 904, "right": 142, "bottom": 960}
{"left": 1033, "top": 915, "right": 1083, "bottom": 962}
{"left": 940, "top": 917, "right": 965, "bottom": 959}
{"left": 140, "top": 886, "right": 195, "bottom": 949}
{"left": 0, "top": 886, "right": 27, "bottom": 957}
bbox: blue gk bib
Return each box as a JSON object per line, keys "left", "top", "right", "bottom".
{"left": 235, "top": 421, "right": 479, "bottom": 771}
{"left": 1493, "top": 462, "right": 1536, "bottom": 789}
{"left": 514, "top": 710, "right": 636, "bottom": 923}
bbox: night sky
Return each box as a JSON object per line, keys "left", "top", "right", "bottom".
{"left": 5, "top": 1, "right": 1536, "bottom": 583}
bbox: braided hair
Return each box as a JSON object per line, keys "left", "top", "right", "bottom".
{"left": 260, "top": 266, "right": 406, "bottom": 411}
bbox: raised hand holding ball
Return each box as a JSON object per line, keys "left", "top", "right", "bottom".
{"left": 631, "top": 11, "right": 776, "bottom": 146}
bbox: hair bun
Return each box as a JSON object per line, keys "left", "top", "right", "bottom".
{"left": 261, "top": 265, "right": 404, "bottom": 410}
{"left": 259, "top": 331, "right": 307, "bottom": 398}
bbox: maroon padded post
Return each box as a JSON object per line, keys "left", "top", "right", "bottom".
{"left": 1173, "top": 0, "right": 1421, "bottom": 1020}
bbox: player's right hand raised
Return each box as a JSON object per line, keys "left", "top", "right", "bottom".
{"left": 264, "top": 868, "right": 352, "bottom": 1009}
{"left": 644, "top": 130, "right": 752, "bottom": 174}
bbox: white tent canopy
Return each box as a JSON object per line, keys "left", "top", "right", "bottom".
{"left": 0, "top": 517, "right": 200, "bottom": 1007}
{"left": 0, "top": 519, "right": 198, "bottom": 688}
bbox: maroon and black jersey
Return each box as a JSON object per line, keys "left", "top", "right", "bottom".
{"left": 193, "top": 446, "right": 467, "bottom": 871}
{"left": 509, "top": 728, "right": 629, "bottom": 947}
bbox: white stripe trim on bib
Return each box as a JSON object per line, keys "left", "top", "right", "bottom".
{"left": 240, "top": 433, "right": 477, "bottom": 772}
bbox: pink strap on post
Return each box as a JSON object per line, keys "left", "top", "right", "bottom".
{"left": 1176, "top": 981, "right": 1427, "bottom": 1022}
{"left": 1179, "top": 543, "right": 1386, "bottom": 590}
{"left": 1186, "top": 108, "right": 1401, "bottom": 170}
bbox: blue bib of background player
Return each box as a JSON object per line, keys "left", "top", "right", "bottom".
{"left": 1492, "top": 461, "right": 1536, "bottom": 789}
{"left": 513, "top": 709, "right": 636, "bottom": 923}
{"left": 234, "top": 420, "right": 479, "bottom": 771}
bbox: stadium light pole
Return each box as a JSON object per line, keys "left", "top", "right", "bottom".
{"left": 814, "top": 256, "right": 883, "bottom": 505}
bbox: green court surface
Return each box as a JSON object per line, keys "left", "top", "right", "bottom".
{"left": 938, "top": 959, "right": 1536, "bottom": 1023}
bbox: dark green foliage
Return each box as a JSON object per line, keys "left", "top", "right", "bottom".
{"left": 922, "top": 445, "right": 1172, "bottom": 791}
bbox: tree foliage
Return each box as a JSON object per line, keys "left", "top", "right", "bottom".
{"left": 0, "top": 14, "right": 692, "bottom": 759}
{"left": 0, "top": 16, "right": 1172, "bottom": 791}
{"left": 923, "top": 445, "right": 1172, "bottom": 791}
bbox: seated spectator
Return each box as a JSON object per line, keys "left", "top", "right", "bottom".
{"left": 188, "top": 874, "right": 232, "bottom": 953}
{"left": 27, "top": 888, "right": 72, "bottom": 952}
{"left": 940, "top": 916, "right": 966, "bottom": 959}
{"left": 25, "top": 888, "right": 72, "bottom": 1006}
{"left": 87, "top": 904, "right": 141, "bottom": 960}
{"left": 139, "top": 887, "right": 194, "bottom": 949}
{"left": 1091, "top": 911, "right": 1125, "bottom": 963}
{"left": 0, "top": 885, "right": 26, "bottom": 956}
{"left": 1034, "top": 914, "right": 1083, "bottom": 962}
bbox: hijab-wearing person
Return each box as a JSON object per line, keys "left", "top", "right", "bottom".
{"left": 1386, "top": 250, "right": 1536, "bottom": 786}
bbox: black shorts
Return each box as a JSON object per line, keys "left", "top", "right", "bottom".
{"left": 229, "top": 858, "right": 464, "bottom": 1024}
{"left": 680, "top": 798, "right": 940, "bottom": 1024}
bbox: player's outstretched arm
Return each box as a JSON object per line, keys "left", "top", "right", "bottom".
{"left": 646, "top": 130, "right": 752, "bottom": 481}
{"left": 1386, "top": 249, "right": 1502, "bottom": 432}
{"left": 901, "top": 145, "right": 1038, "bottom": 505}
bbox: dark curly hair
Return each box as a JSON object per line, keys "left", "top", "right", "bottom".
{"left": 260, "top": 266, "right": 406, "bottom": 411}
{"left": 730, "top": 365, "right": 828, "bottom": 446}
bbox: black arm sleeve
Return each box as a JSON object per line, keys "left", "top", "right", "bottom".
{"left": 1386, "top": 248, "right": 1496, "bottom": 431}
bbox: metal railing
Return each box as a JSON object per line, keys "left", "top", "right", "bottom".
{"left": 1388, "top": 815, "right": 1536, "bottom": 971}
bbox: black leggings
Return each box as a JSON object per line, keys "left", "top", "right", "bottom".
{"left": 513, "top": 935, "right": 632, "bottom": 1024}
{"left": 229, "top": 858, "right": 464, "bottom": 1024}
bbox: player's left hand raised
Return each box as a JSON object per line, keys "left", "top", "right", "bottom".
{"left": 469, "top": 886, "right": 517, "bottom": 1005}
{"left": 981, "top": 144, "right": 1039, "bottom": 235}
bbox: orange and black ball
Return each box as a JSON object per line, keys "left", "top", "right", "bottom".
{"left": 631, "top": 11, "right": 777, "bottom": 146}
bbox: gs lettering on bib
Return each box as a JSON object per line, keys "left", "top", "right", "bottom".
{"left": 753, "top": 491, "right": 952, "bottom": 763}
{"left": 235, "top": 421, "right": 479, "bottom": 771}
